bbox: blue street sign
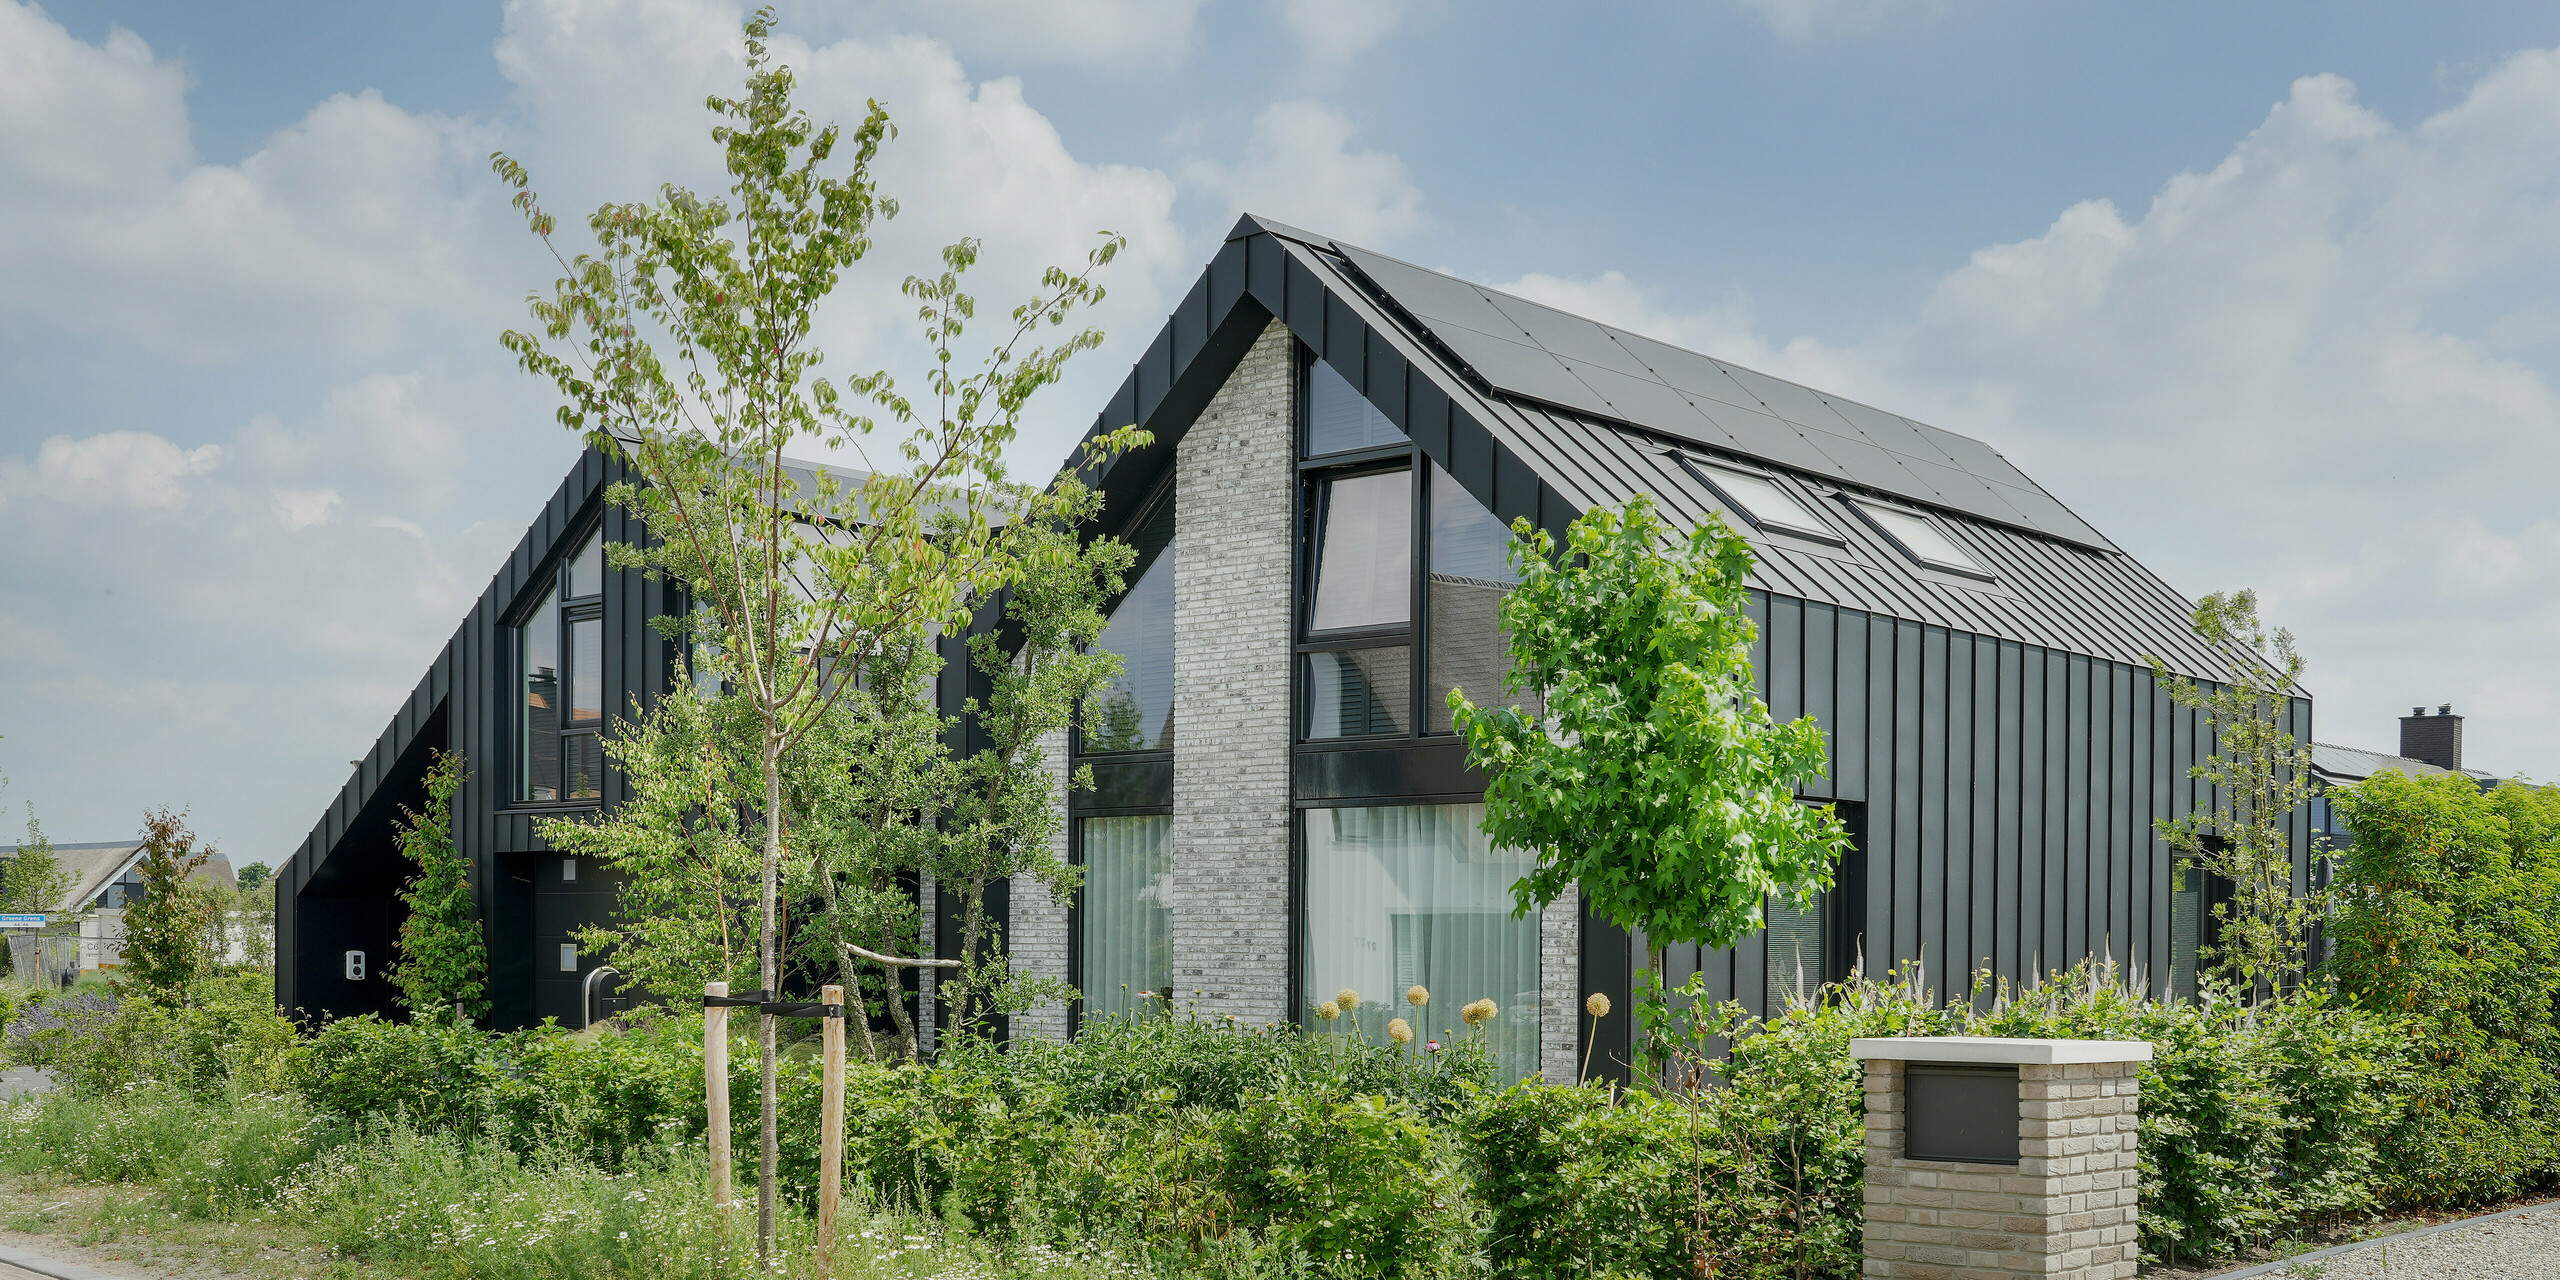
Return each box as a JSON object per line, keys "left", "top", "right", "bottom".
{"left": 0, "top": 915, "right": 47, "bottom": 929}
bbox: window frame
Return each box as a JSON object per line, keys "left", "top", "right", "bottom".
{"left": 1675, "top": 454, "right": 1844, "bottom": 546}
{"left": 509, "top": 518, "right": 610, "bottom": 809}
{"left": 1295, "top": 443, "right": 1420, "bottom": 743}
{"left": 1841, "top": 496, "right": 1997, "bottom": 581}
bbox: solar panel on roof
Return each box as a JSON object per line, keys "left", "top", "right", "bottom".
{"left": 1327, "top": 240, "right": 2111, "bottom": 551}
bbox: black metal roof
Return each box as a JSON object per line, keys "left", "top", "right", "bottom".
{"left": 1067, "top": 214, "right": 2226, "bottom": 679}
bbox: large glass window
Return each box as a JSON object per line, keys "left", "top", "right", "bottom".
{"left": 1764, "top": 889, "right": 1829, "bottom": 1013}
{"left": 520, "top": 527, "right": 606, "bottom": 803}
{"left": 1301, "top": 803, "right": 1542, "bottom": 1082}
{"left": 1085, "top": 490, "right": 1176, "bottom": 753}
{"left": 1301, "top": 648, "right": 1411, "bottom": 738}
{"left": 2169, "top": 865, "right": 2203, "bottom": 1002}
{"left": 1306, "top": 468, "right": 1411, "bottom": 632}
{"left": 1305, "top": 356, "right": 1408, "bottom": 456}
{"left": 1080, "top": 815, "right": 1173, "bottom": 1021}
{"left": 1426, "top": 464, "right": 1535, "bottom": 734}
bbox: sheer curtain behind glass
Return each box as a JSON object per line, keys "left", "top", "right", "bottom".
{"left": 1302, "top": 803, "right": 1541, "bottom": 1082}
{"left": 1081, "top": 816, "right": 1172, "bottom": 1022}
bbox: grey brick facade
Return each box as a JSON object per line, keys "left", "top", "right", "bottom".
{"left": 1166, "top": 319, "right": 1298, "bottom": 1024}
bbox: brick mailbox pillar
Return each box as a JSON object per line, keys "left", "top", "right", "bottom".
{"left": 1848, "top": 1037, "right": 2151, "bottom": 1279}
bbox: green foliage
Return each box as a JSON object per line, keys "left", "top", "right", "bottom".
{"left": 545, "top": 683, "right": 765, "bottom": 1003}
{"left": 1450, "top": 495, "right": 1851, "bottom": 962}
{"left": 2145, "top": 590, "right": 2319, "bottom": 992}
{"left": 391, "top": 750, "right": 489, "bottom": 1021}
{"left": 5, "top": 977, "right": 301, "bottom": 1099}
{"left": 121, "top": 807, "right": 218, "bottom": 998}
{"left": 2325, "top": 771, "right": 2560, "bottom": 1205}
{"left": 234, "top": 860, "right": 271, "bottom": 894}
{"left": 3, "top": 804, "right": 68, "bottom": 916}
{"left": 293, "top": 1011, "right": 706, "bottom": 1166}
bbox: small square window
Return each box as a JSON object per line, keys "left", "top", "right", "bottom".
{"left": 1678, "top": 457, "right": 1839, "bottom": 543}
{"left": 562, "top": 857, "right": 577, "bottom": 882}
{"left": 1847, "top": 499, "right": 1992, "bottom": 578}
{"left": 559, "top": 943, "right": 579, "bottom": 972}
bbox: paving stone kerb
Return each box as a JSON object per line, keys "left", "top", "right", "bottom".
{"left": 1851, "top": 1037, "right": 2152, "bottom": 1280}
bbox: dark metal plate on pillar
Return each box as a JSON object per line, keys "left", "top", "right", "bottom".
{"left": 1906, "top": 1062, "right": 2020, "bottom": 1164}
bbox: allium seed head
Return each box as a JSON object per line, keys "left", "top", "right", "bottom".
{"left": 1586, "top": 992, "right": 1612, "bottom": 1018}
{"left": 1314, "top": 1000, "right": 1340, "bottom": 1022}
{"left": 1387, "top": 1018, "right": 1413, "bottom": 1045}
{"left": 1336, "top": 988, "right": 1360, "bottom": 1011}
{"left": 1407, "top": 985, "right": 1429, "bottom": 1007}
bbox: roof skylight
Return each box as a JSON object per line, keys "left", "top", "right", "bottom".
{"left": 1680, "top": 457, "right": 1838, "bottom": 543}
{"left": 1847, "top": 499, "right": 1992, "bottom": 578}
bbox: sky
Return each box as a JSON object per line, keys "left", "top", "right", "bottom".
{"left": 5, "top": 0, "right": 2560, "bottom": 859}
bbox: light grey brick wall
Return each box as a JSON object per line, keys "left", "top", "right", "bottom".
{"left": 1008, "top": 725, "right": 1074, "bottom": 1040}
{"left": 1861, "top": 1058, "right": 2143, "bottom": 1279}
{"left": 1168, "top": 318, "right": 1297, "bottom": 1025}
{"left": 1539, "top": 887, "right": 1581, "bottom": 1082}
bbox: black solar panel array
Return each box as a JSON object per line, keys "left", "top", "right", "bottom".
{"left": 1333, "top": 243, "right": 2110, "bottom": 552}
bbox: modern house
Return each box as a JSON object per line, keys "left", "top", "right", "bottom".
{"left": 0, "top": 839, "right": 240, "bottom": 981}
{"left": 277, "top": 216, "right": 2308, "bottom": 1080}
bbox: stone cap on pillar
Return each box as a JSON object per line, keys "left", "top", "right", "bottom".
{"left": 1848, "top": 1035, "right": 2152, "bottom": 1064}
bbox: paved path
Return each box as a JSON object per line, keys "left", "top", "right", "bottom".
{"left": 2221, "top": 1201, "right": 2560, "bottom": 1278}
{"left": 0, "top": 1070, "right": 54, "bottom": 1101}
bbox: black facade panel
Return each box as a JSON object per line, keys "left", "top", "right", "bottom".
{"left": 1891, "top": 619, "right": 1923, "bottom": 977}
{"left": 1968, "top": 637, "right": 1998, "bottom": 993}
{"left": 1919, "top": 626, "right": 1948, "bottom": 991}
{"left": 1409, "top": 377, "right": 1452, "bottom": 459}
{"left": 1173, "top": 273, "right": 1211, "bottom": 372}
{"left": 1137, "top": 324, "right": 1175, "bottom": 424}
{"left": 1284, "top": 255, "right": 1324, "bottom": 348}
{"left": 1805, "top": 601, "right": 1837, "bottom": 798}
{"left": 1447, "top": 411, "right": 1495, "bottom": 511}
{"left": 1366, "top": 327, "right": 1409, "bottom": 429}
{"left": 1294, "top": 742, "right": 1484, "bottom": 801}
{"left": 1995, "top": 641, "right": 2024, "bottom": 984}
{"left": 1324, "top": 294, "right": 1364, "bottom": 387}
{"left": 2064, "top": 654, "right": 2093, "bottom": 965}
{"left": 1209, "top": 237, "right": 1248, "bottom": 324}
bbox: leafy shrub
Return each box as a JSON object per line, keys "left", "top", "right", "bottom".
{"left": 2327, "top": 772, "right": 2560, "bottom": 1206}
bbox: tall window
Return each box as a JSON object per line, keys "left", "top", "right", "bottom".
{"left": 1085, "top": 489, "right": 1176, "bottom": 753}
{"left": 1300, "top": 803, "right": 1542, "bottom": 1082}
{"left": 1075, "top": 484, "right": 1177, "bottom": 1029}
{"left": 520, "top": 528, "right": 606, "bottom": 802}
{"left": 1764, "top": 889, "right": 1830, "bottom": 1014}
{"left": 1080, "top": 815, "right": 1172, "bottom": 1019}
{"left": 1426, "top": 462, "right": 1534, "bottom": 733}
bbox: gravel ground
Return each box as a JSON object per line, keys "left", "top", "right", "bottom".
{"left": 2237, "top": 1204, "right": 2560, "bottom": 1278}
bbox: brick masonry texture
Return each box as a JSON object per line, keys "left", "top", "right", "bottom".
{"left": 1008, "top": 726, "right": 1073, "bottom": 1040}
{"left": 1168, "top": 319, "right": 1298, "bottom": 1025}
{"left": 1538, "top": 888, "right": 1578, "bottom": 1082}
{"left": 1861, "top": 1058, "right": 2143, "bottom": 1279}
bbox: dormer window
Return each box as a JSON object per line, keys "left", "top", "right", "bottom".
{"left": 1846, "top": 498, "right": 1992, "bottom": 579}
{"left": 519, "top": 526, "right": 607, "bottom": 803}
{"left": 1678, "top": 456, "right": 1840, "bottom": 544}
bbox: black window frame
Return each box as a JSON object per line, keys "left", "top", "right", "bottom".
{"left": 1296, "top": 344, "right": 1426, "bottom": 746}
{"left": 509, "top": 518, "right": 609, "bottom": 809}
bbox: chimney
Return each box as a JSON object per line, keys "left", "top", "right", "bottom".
{"left": 2400, "top": 704, "right": 2464, "bottom": 772}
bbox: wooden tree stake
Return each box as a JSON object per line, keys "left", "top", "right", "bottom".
{"left": 818, "top": 984, "right": 847, "bottom": 1276}
{"left": 705, "top": 981, "right": 733, "bottom": 1212}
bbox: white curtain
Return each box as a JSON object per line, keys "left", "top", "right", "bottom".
{"left": 1081, "top": 816, "right": 1173, "bottom": 1022}
{"left": 1302, "top": 803, "right": 1541, "bottom": 1082}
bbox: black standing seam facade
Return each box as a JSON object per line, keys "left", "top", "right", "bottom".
{"left": 283, "top": 217, "right": 2311, "bottom": 1070}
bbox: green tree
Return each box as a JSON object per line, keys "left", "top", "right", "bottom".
{"left": 4, "top": 806, "right": 68, "bottom": 917}
{"left": 390, "top": 750, "right": 488, "bottom": 1021}
{"left": 235, "top": 862, "right": 271, "bottom": 895}
{"left": 2145, "top": 589, "right": 2318, "bottom": 993}
{"left": 122, "top": 807, "right": 218, "bottom": 1000}
{"left": 1448, "top": 495, "right": 1851, "bottom": 991}
{"left": 2326, "top": 772, "right": 2560, "bottom": 1204}
{"left": 493, "top": 10, "right": 1136, "bottom": 1253}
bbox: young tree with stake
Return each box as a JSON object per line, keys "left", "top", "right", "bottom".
{"left": 492, "top": 10, "right": 1138, "bottom": 1257}
{"left": 1448, "top": 496, "right": 1851, "bottom": 1039}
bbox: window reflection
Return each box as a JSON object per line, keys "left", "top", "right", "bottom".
{"left": 568, "top": 530, "right": 604, "bottom": 598}
{"left": 1086, "top": 492, "right": 1177, "bottom": 754}
{"left": 1302, "top": 647, "right": 1410, "bottom": 739}
{"left": 522, "top": 581, "right": 562, "bottom": 802}
{"left": 1308, "top": 469, "right": 1410, "bottom": 632}
{"left": 570, "top": 619, "right": 603, "bottom": 723}
{"left": 1426, "top": 464, "right": 1537, "bottom": 733}
{"left": 1305, "top": 357, "right": 1408, "bottom": 456}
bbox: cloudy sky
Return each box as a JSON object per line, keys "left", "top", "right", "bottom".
{"left": 4, "top": 0, "right": 2558, "bottom": 860}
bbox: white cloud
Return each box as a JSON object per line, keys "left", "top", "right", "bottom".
{"left": 0, "top": 4, "right": 505, "bottom": 361}
{"left": 1730, "top": 0, "right": 1948, "bottom": 41}
{"left": 1273, "top": 0, "right": 1415, "bottom": 71}
{"left": 0, "top": 0, "right": 1201, "bottom": 857}
{"left": 1504, "top": 63, "right": 2560, "bottom": 775}
{"left": 843, "top": 0, "right": 1207, "bottom": 70}
{"left": 0, "top": 432, "right": 222, "bottom": 512}
{"left": 1186, "top": 100, "right": 1425, "bottom": 247}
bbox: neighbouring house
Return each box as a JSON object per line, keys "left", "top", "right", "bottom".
{"left": 2311, "top": 703, "right": 2508, "bottom": 845}
{"left": 276, "top": 216, "right": 2310, "bottom": 1081}
{"left": 0, "top": 839, "right": 240, "bottom": 980}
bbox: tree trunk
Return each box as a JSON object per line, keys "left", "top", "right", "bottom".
{"left": 877, "top": 922, "right": 921, "bottom": 1061}
{"left": 757, "top": 749, "right": 782, "bottom": 1261}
